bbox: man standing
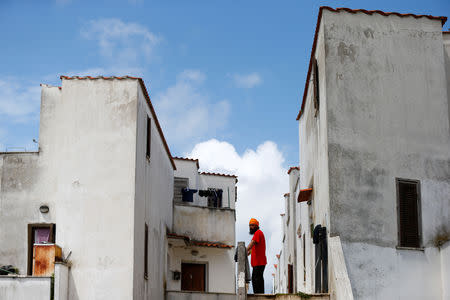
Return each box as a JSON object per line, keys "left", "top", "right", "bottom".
{"left": 247, "top": 218, "right": 267, "bottom": 294}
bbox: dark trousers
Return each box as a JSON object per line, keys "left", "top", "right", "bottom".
{"left": 252, "top": 265, "right": 265, "bottom": 294}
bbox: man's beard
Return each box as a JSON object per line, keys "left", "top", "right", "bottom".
{"left": 249, "top": 227, "right": 258, "bottom": 235}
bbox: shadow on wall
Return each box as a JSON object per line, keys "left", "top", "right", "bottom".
{"left": 68, "top": 270, "right": 79, "bottom": 300}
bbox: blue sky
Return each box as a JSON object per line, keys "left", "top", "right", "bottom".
{"left": 1, "top": 0, "right": 449, "bottom": 161}
{"left": 1, "top": 0, "right": 449, "bottom": 293}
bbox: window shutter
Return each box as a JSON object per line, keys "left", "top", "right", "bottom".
{"left": 398, "top": 180, "right": 420, "bottom": 248}
{"left": 146, "top": 116, "right": 151, "bottom": 159}
{"left": 313, "top": 59, "right": 320, "bottom": 116}
{"left": 174, "top": 177, "right": 189, "bottom": 202}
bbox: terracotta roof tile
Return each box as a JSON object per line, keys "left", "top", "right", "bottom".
{"left": 59, "top": 75, "right": 176, "bottom": 170}
{"left": 296, "top": 7, "right": 447, "bottom": 121}
{"left": 173, "top": 157, "right": 200, "bottom": 169}
{"left": 200, "top": 172, "right": 238, "bottom": 183}
{"left": 298, "top": 188, "right": 313, "bottom": 203}
{"left": 287, "top": 166, "right": 299, "bottom": 174}
{"left": 167, "top": 233, "right": 233, "bottom": 248}
{"left": 191, "top": 241, "right": 234, "bottom": 248}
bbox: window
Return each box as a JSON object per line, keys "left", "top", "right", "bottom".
{"left": 146, "top": 116, "right": 151, "bottom": 159}
{"left": 303, "top": 236, "right": 306, "bottom": 282}
{"left": 144, "top": 223, "right": 149, "bottom": 279}
{"left": 397, "top": 179, "right": 421, "bottom": 248}
{"left": 174, "top": 177, "right": 189, "bottom": 202}
{"left": 313, "top": 58, "right": 320, "bottom": 116}
{"left": 27, "top": 224, "right": 55, "bottom": 275}
{"left": 288, "top": 264, "right": 294, "bottom": 293}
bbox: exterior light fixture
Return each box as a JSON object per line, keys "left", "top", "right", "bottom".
{"left": 39, "top": 205, "right": 49, "bottom": 214}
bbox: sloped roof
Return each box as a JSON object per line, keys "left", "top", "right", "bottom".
{"left": 287, "top": 166, "right": 299, "bottom": 174}
{"left": 173, "top": 157, "right": 200, "bottom": 169}
{"left": 296, "top": 7, "right": 448, "bottom": 121}
{"left": 167, "top": 233, "right": 233, "bottom": 248}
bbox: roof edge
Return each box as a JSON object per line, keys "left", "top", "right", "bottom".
{"left": 296, "top": 7, "right": 448, "bottom": 121}
{"left": 173, "top": 156, "right": 200, "bottom": 169}
{"left": 60, "top": 75, "right": 177, "bottom": 170}
{"left": 137, "top": 79, "right": 177, "bottom": 170}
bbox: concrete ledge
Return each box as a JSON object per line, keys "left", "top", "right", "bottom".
{"left": 166, "top": 290, "right": 236, "bottom": 300}
{"left": 396, "top": 246, "right": 425, "bottom": 251}
{"left": 0, "top": 276, "right": 51, "bottom": 300}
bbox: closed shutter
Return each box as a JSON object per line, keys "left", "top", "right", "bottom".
{"left": 397, "top": 180, "right": 420, "bottom": 248}
{"left": 146, "top": 117, "right": 151, "bottom": 159}
{"left": 313, "top": 59, "right": 320, "bottom": 116}
{"left": 174, "top": 177, "right": 189, "bottom": 202}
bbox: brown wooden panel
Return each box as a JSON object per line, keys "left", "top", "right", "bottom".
{"left": 181, "top": 263, "right": 206, "bottom": 292}
{"left": 33, "top": 244, "right": 61, "bottom": 277}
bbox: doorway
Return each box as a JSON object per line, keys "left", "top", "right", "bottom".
{"left": 181, "top": 263, "right": 206, "bottom": 292}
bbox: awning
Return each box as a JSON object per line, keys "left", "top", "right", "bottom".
{"left": 297, "top": 188, "right": 313, "bottom": 203}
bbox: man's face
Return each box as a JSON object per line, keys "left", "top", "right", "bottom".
{"left": 249, "top": 224, "right": 258, "bottom": 235}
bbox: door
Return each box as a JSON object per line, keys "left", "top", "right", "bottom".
{"left": 288, "top": 264, "right": 293, "bottom": 293}
{"left": 181, "top": 263, "right": 206, "bottom": 291}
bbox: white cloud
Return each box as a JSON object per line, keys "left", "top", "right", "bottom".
{"left": 153, "top": 70, "right": 230, "bottom": 148}
{"left": 0, "top": 78, "right": 41, "bottom": 123}
{"left": 232, "top": 72, "right": 262, "bottom": 88}
{"left": 187, "top": 139, "right": 288, "bottom": 293}
{"left": 81, "top": 18, "right": 160, "bottom": 65}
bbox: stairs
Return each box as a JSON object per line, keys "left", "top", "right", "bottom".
{"left": 247, "top": 293, "right": 329, "bottom": 300}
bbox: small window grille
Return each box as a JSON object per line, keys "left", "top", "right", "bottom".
{"left": 397, "top": 179, "right": 421, "bottom": 248}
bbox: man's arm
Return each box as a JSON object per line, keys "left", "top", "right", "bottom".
{"left": 247, "top": 240, "right": 256, "bottom": 256}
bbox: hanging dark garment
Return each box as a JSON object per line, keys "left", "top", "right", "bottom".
{"left": 182, "top": 188, "right": 198, "bottom": 202}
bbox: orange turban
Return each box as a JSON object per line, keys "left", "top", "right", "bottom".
{"left": 249, "top": 218, "right": 259, "bottom": 226}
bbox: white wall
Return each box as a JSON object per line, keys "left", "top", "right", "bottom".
{"left": 441, "top": 242, "right": 450, "bottom": 300}
{"left": 167, "top": 244, "right": 235, "bottom": 293}
{"left": 0, "top": 153, "right": 41, "bottom": 274}
{"left": 0, "top": 276, "right": 51, "bottom": 300}
{"left": 199, "top": 174, "right": 236, "bottom": 209}
{"left": 321, "top": 11, "right": 450, "bottom": 299}
{"left": 173, "top": 204, "right": 235, "bottom": 245}
{"left": 49, "top": 79, "right": 138, "bottom": 300}
{"left": 133, "top": 83, "right": 175, "bottom": 299}
{"left": 0, "top": 78, "right": 148, "bottom": 300}
{"left": 298, "top": 15, "right": 331, "bottom": 294}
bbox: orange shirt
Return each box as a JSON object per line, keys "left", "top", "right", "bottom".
{"left": 251, "top": 229, "right": 267, "bottom": 267}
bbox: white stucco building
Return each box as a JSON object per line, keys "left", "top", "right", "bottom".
{"left": 0, "top": 76, "right": 238, "bottom": 300}
{"left": 275, "top": 7, "right": 450, "bottom": 300}
{"left": 166, "top": 157, "right": 237, "bottom": 295}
